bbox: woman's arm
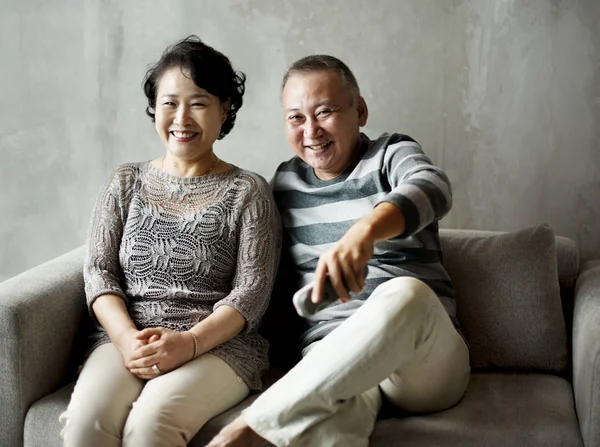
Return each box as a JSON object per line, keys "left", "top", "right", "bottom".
{"left": 188, "top": 305, "right": 245, "bottom": 354}
{"left": 212, "top": 183, "right": 282, "bottom": 334}
{"left": 83, "top": 166, "right": 151, "bottom": 370}
{"left": 84, "top": 166, "right": 137, "bottom": 317}
{"left": 92, "top": 294, "right": 152, "bottom": 363}
{"left": 127, "top": 305, "right": 246, "bottom": 378}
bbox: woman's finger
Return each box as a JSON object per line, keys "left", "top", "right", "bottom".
{"left": 129, "top": 367, "right": 154, "bottom": 376}
{"left": 131, "top": 369, "right": 157, "bottom": 380}
{"left": 133, "top": 334, "right": 158, "bottom": 350}
{"left": 130, "top": 353, "right": 161, "bottom": 370}
{"left": 130, "top": 363, "right": 164, "bottom": 377}
{"left": 136, "top": 327, "right": 163, "bottom": 340}
{"left": 130, "top": 342, "right": 159, "bottom": 361}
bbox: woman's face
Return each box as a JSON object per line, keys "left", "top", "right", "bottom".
{"left": 154, "top": 67, "right": 227, "bottom": 162}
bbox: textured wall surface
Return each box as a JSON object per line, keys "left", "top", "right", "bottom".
{"left": 1, "top": 0, "right": 599, "bottom": 281}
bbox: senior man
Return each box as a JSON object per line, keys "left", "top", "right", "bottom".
{"left": 208, "top": 55, "right": 469, "bottom": 447}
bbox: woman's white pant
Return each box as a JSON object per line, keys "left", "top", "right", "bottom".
{"left": 60, "top": 345, "right": 249, "bottom": 447}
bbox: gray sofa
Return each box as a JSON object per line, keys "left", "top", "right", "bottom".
{"left": 2, "top": 225, "right": 599, "bottom": 447}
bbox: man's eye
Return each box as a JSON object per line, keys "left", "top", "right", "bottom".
{"left": 191, "top": 103, "right": 207, "bottom": 107}
{"left": 289, "top": 115, "right": 302, "bottom": 121}
{"left": 317, "top": 109, "right": 332, "bottom": 117}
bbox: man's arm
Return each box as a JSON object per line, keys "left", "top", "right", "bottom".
{"left": 312, "top": 202, "right": 405, "bottom": 302}
{"left": 313, "top": 135, "right": 450, "bottom": 302}
{"left": 378, "top": 137, "right": 452, "bottom": 238}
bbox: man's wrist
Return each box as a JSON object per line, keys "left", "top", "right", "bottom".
{"left": 367, "top": 202, "right": 406, "bottom": 241}
{"left": 353, "top": 217, "right": 377, "bottom": 245}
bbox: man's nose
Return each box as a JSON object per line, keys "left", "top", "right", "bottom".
{"left": 174, "top": 104, "right": 191, "bottom": 125}
{"left": 303, "top": 118, "right": 322, "bottom": 140}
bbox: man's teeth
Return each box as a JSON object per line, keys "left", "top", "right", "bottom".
{"left": 172, "top": 131, "right": 196, "bottom": 138}
{"left": 307, "top": 142, "right": 330, "bottom": 150}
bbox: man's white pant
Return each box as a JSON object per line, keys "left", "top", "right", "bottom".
{"left": 244, "top": 277, "right": 470, "bottom": 447}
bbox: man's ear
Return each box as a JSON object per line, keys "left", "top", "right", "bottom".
{"left": 357, "top": 96, "right": 368, "bottom": 127}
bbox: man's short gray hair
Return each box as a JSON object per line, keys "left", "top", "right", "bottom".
{"left": 281, "top": 55, "right": 360, "bottom": 103}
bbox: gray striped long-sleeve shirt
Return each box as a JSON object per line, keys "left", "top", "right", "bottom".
{"left": 272, "top": 132, "right": 457, "bottom": 348}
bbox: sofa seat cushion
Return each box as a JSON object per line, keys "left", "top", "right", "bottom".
{"left": 370, "top": 373, "right": 583, "bottom": 447}
{"left": 25, "top": 372, "right": 581, "bottom": 447}
{"left": 441, "top": 225, "right": 568, "bottom": 373}
{"left": 24, "top": 383, "right": 259, "bottom": 447}
{"left": 24, "top": 383, "right": 72, "bottom": 447}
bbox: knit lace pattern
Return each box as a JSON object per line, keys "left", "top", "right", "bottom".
{"left": 83, "top": 162, "right": 281, "bottom": 390}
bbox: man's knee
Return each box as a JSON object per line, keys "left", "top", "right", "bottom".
{"left": 369, "top": 276, "right": 438, "bottom": 318}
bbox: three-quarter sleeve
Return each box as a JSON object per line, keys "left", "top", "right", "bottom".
{"left": 213, "top": 177, "right": 282, "bottom": 333}
{"left": 377, "top": 136, "right": 452, "bottom": 238}
{"left": 84, "top": 165, "right": 137, "bottom": 318}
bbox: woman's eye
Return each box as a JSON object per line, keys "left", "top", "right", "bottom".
{"left": 162, "top": 102, "right": 176, "bottom": 107}
{"left": 191, "top": 103, "right": 207, "bottom": 107}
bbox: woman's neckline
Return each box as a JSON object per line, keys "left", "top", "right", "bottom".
{"left": 145, "top": 160, "right": 237, "bottom": 184}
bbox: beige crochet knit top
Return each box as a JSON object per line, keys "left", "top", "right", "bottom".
{"left": 83, "top": 162, "right": 281, "bottom": 390}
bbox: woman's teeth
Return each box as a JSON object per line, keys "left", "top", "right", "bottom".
{"left": 172, "top": 131, "right": 196, "bottom": 138}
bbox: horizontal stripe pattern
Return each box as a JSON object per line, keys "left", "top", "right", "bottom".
{"left": 281, "top": 194, "right": 382, "bottom": 228}
{"left": 272, "top": 132, "right": 457, "bottom": 347}
{"left": 276, "top": 174, "right": 387, "bottom": 209}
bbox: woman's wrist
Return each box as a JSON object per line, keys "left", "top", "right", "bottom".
{"left": 112, "top": 326, "right": 137, "bottom": 348}
{"left": 188, "top": 331, "right": 198, "bottom": 360}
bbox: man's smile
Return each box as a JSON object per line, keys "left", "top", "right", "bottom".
{"left": 305, "top": 141, "right": 332, "bottom": 151}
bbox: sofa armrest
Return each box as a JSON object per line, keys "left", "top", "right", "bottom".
{"left": 572, "top": 260, "right": 600, "bottom": 447}
{"left": 0, "top": 247, "right": 85, "bottom": 447}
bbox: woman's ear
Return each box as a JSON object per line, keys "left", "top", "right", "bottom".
{"left": 222, "top": 99, "right": 231, "bottom": 123}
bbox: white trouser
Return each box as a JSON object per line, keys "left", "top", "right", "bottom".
{"left": 243, "top": 277, "right": 470, "bottom": 447}
{"left": 59, "top": 343, "right": 249, "bottom": 447}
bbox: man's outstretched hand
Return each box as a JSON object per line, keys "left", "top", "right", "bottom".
{"left": 312, "top": 219, "right": 374, "bottom": 303}
{"left": 312, "top": 201, "right": 406, "bottom": 304}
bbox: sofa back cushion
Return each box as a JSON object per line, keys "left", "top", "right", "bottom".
{"left": 440, "top": 224, "right": 569, "bottom": 373}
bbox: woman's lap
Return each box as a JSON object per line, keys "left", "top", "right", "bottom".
{"left": 61, "top": 343, "right": 249, "bottom": 447}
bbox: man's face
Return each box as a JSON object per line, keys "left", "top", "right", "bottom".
{"left": 281, "top": 70, "right": 368, "bottom": 180}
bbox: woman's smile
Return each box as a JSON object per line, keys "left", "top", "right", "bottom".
{"left": 170, "top": 130, "right": 199, "bottom": 142}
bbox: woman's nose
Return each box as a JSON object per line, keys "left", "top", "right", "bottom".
{"left": 174, "top": 105, "right": 191, "bottom": 125}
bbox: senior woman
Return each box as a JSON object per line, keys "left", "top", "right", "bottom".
{"left": 59, "top": 36, "right": 281, "bottom": 446}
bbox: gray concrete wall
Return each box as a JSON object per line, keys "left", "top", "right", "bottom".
{"left": 1, "top": 0, "right": 599, "bottom": 281}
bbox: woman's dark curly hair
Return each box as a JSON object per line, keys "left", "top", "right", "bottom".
{"left": 142, "top": 35, "right": 246, "bottom": 140}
